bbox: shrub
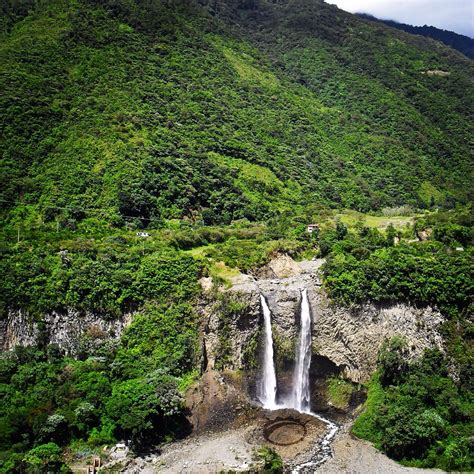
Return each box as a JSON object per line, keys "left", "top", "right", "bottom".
{"left": 38, "top": 414, "right": 69, "bottom": 445}
{"left": 23, "top": 443, "right": 69, "bottom": 474}
{"left": 327, "top": 376, "right": 355, "bottom": 409}
{"left": 256, "top": 446, "right": 283, "bottom": 473}
{"left": 378, "top": 337, "right": 410, "bottom": 387}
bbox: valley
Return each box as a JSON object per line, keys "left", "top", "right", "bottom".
{"left": 1, "top": 0, "right": 472, "bottom": 472}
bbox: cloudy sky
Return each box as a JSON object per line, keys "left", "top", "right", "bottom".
{"left": 325, "top": 0, "right": 474, "bottom": 38}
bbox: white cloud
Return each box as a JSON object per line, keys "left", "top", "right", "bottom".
{"left": 325, "top": 0, "right": 474, "bottom": 37}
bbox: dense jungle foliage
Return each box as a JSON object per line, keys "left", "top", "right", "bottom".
{"left": 0, "top": 231, "right": 203, "bottom": 471}
{"left": 352, "top": 344, "right": 473, "bottom": 471}
{"left": 1, "top": 0, "right": 473, "bottom": 471}
{"left": 1, "top": 0, "right": 473, "bottom": 231}
{"left": 1, "top": 206, "right": 472, "bottom": 471}
{"left": 357, "top": 14, "right": 474, "bottom": 60}
{"left": 322, "top": 210, "right": 473, "bottom": 471}
{"left": 0, "top": 304, "right": 198, "bottom": 472}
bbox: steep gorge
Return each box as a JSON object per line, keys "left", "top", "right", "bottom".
{"left": 202, "top": 256, "right": 445, "bottom": 388}
{"left": 1, "top": 255, "right": 445, "bottom": 384}
{"left": 0, "top": 253, "right": 447, "bottom": 468}
{"left": 148, "top": 254, "right": 447, "bottom": 470}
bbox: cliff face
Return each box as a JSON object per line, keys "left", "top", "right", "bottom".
{"left": 1, "top": 254, "right": 445, "bottom": 385}
{"left": 202, "top": 256, "right": 445, "bottom": 385}
{"left": 0, "top": 310, "right": 132, "bottom": 356}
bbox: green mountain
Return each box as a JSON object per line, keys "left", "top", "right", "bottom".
{"left": 357, "top": 13, "right": 474, "bottom": 60}
{"left": 1, "top": 0, "right": 473, "bottom": 228}
{"left": 0, "top": 2, "right": 473, "bottom": 472}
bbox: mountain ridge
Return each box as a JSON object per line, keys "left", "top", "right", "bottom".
{"left": 1, "top": 0, "right": 473, "bottom": 229}
{"left": 356, "top": 12, "right": 474, "bottom": 60}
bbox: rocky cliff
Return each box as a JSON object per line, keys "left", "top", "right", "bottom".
{"left": 1, "top": 255, "right": 445, "bottom": 386}
{"left": 0, "top": 309, "right": 132, "bottom": 356}
{"left": 202, "top": 256, "right": 445, "bottom": 386}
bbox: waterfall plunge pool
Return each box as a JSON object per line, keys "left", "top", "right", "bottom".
{"left": 257, "top": 289, "right": 339, "bottom": 471}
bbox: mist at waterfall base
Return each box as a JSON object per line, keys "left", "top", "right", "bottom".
{"left": 257, "top": 289, "right": 338, "bottom": 470}
{"left": 257, "top": 289, "right": 316, "bottom": 412}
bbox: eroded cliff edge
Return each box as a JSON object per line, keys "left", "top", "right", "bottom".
{"left": 1, "top": 254, "right": 445, "bottom": 395}
{"left": 201, "top": 255, "right": 445, "bottom": 386}
{"left": 0, "top": 309, "right": 132, "bottom": 356}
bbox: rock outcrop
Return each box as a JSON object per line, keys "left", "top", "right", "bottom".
{"left": 202, "top": 255, "right": 445, "bottom": 386}
{"left": 200, "top": 288, "right": 261, "bottom": 371}
{"left": 2, "top": 254, "right": 445, "bottom": 388}
{"left": 0, "top": 309, "right": 132, "bottom": 355}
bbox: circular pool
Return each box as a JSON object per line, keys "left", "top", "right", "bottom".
{"left": 263, "top": 419, "right": 306, "bottom": 446}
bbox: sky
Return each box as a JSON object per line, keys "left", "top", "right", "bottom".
{"left": 325, "top": 0, "right": 474, "bottom": 38}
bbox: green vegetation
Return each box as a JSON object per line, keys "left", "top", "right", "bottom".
{"left": 324, "top": 242, "right": 472, "bottom": 315}
{"left": 322, "top": 210, "right": 473, "bottom": 317}
{"left": 0, "top": 301, "right": 197, "bottom": 471}
{"left": 351, "top": 373, "right": 386, "bottom": 444}
{"left": 1, "top": 0, "right": 473, "bottom": 234}
{"left": 242, "top": 328, "right": 262, "bottom": 371}
{"left": 1, "top": 204, "right": 471, "bottom": 470}
{"left": 353, "top": 342, "right": 473, "bottom": 471}
{"left": 273, "top": 327, "right": 297, "bottom": 369}
{"left": 0, "top": 223, "right": 208, "bottom": 471}
{"left": 324, "top": 209, "right": 473, "bottom": 471}
{"left": 214, "top": 292, "right": 249, "bottom": 370}
{"left": 357, "top": 13, "right": 474, "bottom": 60}
{"left": 1, "top": 0, "right": 473, "bottom": 471}
{"left": 1, "top": 205, "right": 471, "bottom": 470}
{"left": 255, "top": 446, "right": 284, "bottom": 473}
{"left": 0, "top": 233, "right": 203, "bottom": 318}
{"left": 22, "top": 442, "right": 70, "bottom": 474}
{"left": 327, "top": 376, "right": 356, "bottom": 410}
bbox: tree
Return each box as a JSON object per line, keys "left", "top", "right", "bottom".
{"left": 105, "top": 374, "right": 185, "bottom": 446}
{"left": 383, "top": 408, "right": 446, "bottom": 459}
{"left": 38, "top": 414, "right": 69, "bottom": 445}
{"left": 23, "top": 443, "right": 69, "bottom": 474}
{"left": 385, "top": 223, "right": 397, "bottom": 246}
{"left": 335, "top": 220, "right": 348, "bottom": 240}
{"left": 378, "top": 337, "right": 410, "bottom": 387}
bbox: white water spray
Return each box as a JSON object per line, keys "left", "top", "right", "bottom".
{"left": 258, "top": 294, "right": 277, "bottom": 409}
{"left": 257, "top": 288, "right": 339, "bottom": 470}
{"left": 290, "top": 289, "right": 312, "bottom": 412}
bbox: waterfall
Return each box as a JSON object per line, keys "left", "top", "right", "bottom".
{"left": 258, "top": 294, "right": 277, "bottom": 409}
{"left": 290, "top": 289, "right": 312, "bottom": 412}
{"left": 257, "top": 288, "right": 339, "bottom": 470}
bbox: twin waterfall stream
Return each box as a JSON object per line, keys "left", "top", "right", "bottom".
{"left": 292, "top": 289, "right": 312, "bottom": 413}
{"left": 259, "top": 295, "right": 278, "bottom": 408}
{"left": 258, "top": 289, "right": 338, "bottom": 470}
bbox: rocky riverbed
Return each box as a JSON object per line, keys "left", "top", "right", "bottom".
{"left": 100, "top": 407, "right": 329, "bottom": 473}
{"left": 99, "top": 419, "right": 446, "bottom": 473}
{"left": 315, "top": 424, "right": 445, "bottom": 474}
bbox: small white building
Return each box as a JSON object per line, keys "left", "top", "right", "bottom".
{"left": 307, "top": 224, "right": 319, "bottom": 233}
{"left": 136, "top": 232, "right": 150, "bottom": 238}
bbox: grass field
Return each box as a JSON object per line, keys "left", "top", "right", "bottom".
{"left": 336, "top": 210, "right": 419, "bottom": 230}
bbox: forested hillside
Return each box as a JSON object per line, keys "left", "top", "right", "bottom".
{"left": 0, "top": 1, "right": 473, "bottom": 472}
{"left": 357, "top": 13, "right": 474, "bottom": 60}
{"left": 1, "top": 0, "right": 473, "bottom": 231}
